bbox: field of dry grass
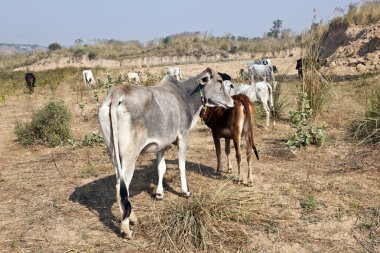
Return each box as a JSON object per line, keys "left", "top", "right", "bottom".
{"left": 0, "top": 57, "right": 379, "bottom": 252}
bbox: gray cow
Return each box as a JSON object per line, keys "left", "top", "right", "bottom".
{"left": 247, "top": 61, "right": 275, "bottom": 84}
{"left": 98, "top": 68, "right": 234, "bottom": 238}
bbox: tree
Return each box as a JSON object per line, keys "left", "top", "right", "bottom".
{"left": 48, "top": 42, "right": 61, "bottom": 51}
{"left": 75, "top": 39, "right": 83, "bottom": 46}
{"left": 268, "top": 19, "right": 283, "bottom": 38}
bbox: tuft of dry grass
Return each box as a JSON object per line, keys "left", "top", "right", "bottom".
{"left": 299, "top": 21, "right": 331, "bottom": 116}
{"left": 150, "top": 181, "right": 269, "bottom": 252}
{"left": 345, "top": 0, "right": 380, "bottom": 25}
{"left": 354, "top": 84, "right": 380, "bottom": 147}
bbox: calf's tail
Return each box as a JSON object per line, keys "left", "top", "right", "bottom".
{"left": 239, "top": 95, "right": 259, "bottom": 160}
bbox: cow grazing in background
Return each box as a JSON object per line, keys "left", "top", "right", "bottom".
{"left": 167, "top": 67, "right": 183, "bottom": 81}
{"left": 296, "top": 58, "right": 303, "bottom": 78}
{"left": 83, "top": 70, "right": 95, "bottom": 87}
{"left": 25, "top": 72, "right": 36, "bottom": 93}
{"left": 201, "top": 94, "right": 259, "bottom": 186}
{"left": 296, "top": 58, "right": 328, "bottom": 78}
{"left": 232, "top": 81, "right": 276, "bottom": 128}
{"left": 247, "top": 62, "right": 275, "bottom": 84}
{"left": 98, "top": 68, "right": 234, "bottom": 238}
{"left": 127, "top": 71, "right": 141, "bottom": 83}
{"left": 239, "top": 68, "right": 250, "bottom": 81}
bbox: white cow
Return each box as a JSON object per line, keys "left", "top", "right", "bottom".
{"left": 83, "top": 70, "right": 95, "bottom": 87}
{"left": 167, "top": 67, "right": 183, "bottom": 81}
{"left": 232, "top": 81, "right": 276, "bottom": 128}
{"left": 127, "top": 71, "right": 140, "bottom": 83}
{"left": 247, "top": 62, "right": 275, "bottom": 84}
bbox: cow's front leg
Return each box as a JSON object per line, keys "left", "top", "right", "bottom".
{"left": 178, "top": 135, "right": 191, "bottom": 197}
{"left": 155, "top": 151, "right": 166, "bottom": 199}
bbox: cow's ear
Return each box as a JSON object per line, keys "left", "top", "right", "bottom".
{"left": 197, "top": 67, "right": 214, "bottom": 85}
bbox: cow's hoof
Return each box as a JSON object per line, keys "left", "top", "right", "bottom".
{"left": 247, "top": 182, "right": 253, "bottom": 187}
{"left": 154, "top": 193, "right": 164, "bottom": 200}
{"left": 182, "top": 192, "right": 192, "bottom": 198}
{"left": 120, "top": 229, "right": 134, "bottom": 240}
{"left": 214, "top": 170, "right": 222, "bottom": 176}
{"left": 227, "top": 169, "right": 233, "bottom": 174}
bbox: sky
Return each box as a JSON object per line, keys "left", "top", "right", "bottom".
{"left": 1, "top": 0, "right": 356, "bottom": 47}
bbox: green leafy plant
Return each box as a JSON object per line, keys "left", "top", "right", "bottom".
{"left": 97, "top": 73, "right": 126, "bottom": 90}
{"left": 286, "top": 92, "right": 327, "bottom": 149}
{"left": 300, "top": 194, "right": 319, "bottom": 213}
{"left": 81, "top": 132, "right": 104, "bottom": 146}
{"left": 15, "top": 100, "right": 71, "bottom": 147}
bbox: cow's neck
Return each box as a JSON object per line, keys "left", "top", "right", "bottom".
{"left": 178, "top": 77, "right": 205, "bottom": 128}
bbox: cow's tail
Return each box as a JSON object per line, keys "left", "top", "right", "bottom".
{"left": 240, "top": 96, "right": 259, "bottom": 160}
{"left": 110, "top": 96, "right": 132, "bottom": 220}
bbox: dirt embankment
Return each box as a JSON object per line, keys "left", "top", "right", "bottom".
{"left": 321, "top": 21, "right": 380, "bottom": 75}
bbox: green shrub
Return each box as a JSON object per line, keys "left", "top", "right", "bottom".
{"left": 354, "top": 85, "right": 380, "bottom": 146}
{"left": 88, "top": 51, "right": 97, "bottom": 60}
{"left": 286, "top": 92, "right": 327, "bottom": 149}
{"left": 15, "top": 100, "right": 71, "bottom": 147}
{"left": 143, "top": 69, "right": 165, "bottom": 86}
{"left": 73, "top": 49, "right": 85, "bottom": 59}
{"left": 82, "top": 132, "right": 104, "bottom": 146}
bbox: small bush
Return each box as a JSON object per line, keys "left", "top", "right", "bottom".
{"left": 354, "top": 85, "right": 380, "bottom": 146}
{"left": 143, "top": 69, "right": 166, "bottom": 86}
{"left": 15, "top": 100, "right": 71, "bottom": 147}
{"left": 88, "top": 51, "right": 97, "bottom": 60}
{"left": 73, "top": 49, "right": 85, "bottom": 59}
{"left": 286, "top": 92, "right": 327, "bottom": 149}
{"left": 82, "top": 132, "right": 104, "bottom": 146}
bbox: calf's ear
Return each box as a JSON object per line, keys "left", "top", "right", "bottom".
{"left": 197, "top": 67, "right": 215, "bottom": 85}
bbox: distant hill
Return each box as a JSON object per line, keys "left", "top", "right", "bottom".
{"left": 0, "top": 43, "right": 47, "bottom": 55}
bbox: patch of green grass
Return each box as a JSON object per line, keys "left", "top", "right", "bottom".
{"left": 300, "top": 194, "right": 319, "bottom": 213}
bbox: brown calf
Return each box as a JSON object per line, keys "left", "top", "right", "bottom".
{"left": 201, "top": 94, "right": 259, "bottom": 186}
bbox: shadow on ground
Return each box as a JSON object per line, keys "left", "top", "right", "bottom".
{"left": 69, "top": 159, "right": 222, "bottom": 235}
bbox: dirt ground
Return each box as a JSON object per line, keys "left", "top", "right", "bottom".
{"left": 0, "top": 58, "right": 379, "bottom": 253}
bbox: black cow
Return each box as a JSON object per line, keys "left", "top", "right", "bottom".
{"left": 296, "top": 58, "right": 303, "bottom": 78}
{"left": 25, "top": 72, "right": 36, "bottom": 93}
{"left": 218, "top": 72, "right": 232, "bottom": 81}
{"left": 296, "top": 58, "right": 328, "bottom": 78}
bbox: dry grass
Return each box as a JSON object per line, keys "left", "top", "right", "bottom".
{"left": 299, "top": 23, "right": 331, "bottom": 116}
{"left": 0, "top": 58, "right": 379, "bottom": 252}
{"left": 354, "top": 83, "right": 380, "bottom": 147}
{"left": 150, "top": 181, "right": 268, "bottom": 252}
{"left": 345, "top": 0, "right": 380, "bottom": 25}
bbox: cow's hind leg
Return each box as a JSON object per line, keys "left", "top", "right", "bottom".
{"left": 225, "top": 138, "right": 233, "bottom": 174}
{"left": 245, "top": 134, "right": 254, "bottom": 187}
